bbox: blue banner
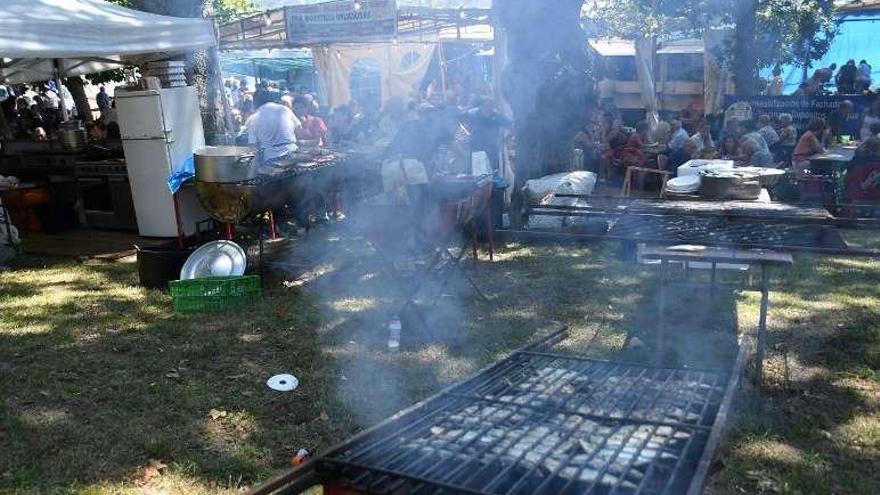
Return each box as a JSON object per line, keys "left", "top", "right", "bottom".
{"left": 724, "top": 95, "right": 875, "bottom": 136}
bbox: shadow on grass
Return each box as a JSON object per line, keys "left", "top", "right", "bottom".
{"left": 3, "top": 232, "right": 878, "bottom": 494}
{"left": 707, "top": 253, "right": 880, "bottom": 495}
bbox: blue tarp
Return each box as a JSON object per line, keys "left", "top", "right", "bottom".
{"left": 763, "top": 10, "right": 880, "bottom": 94}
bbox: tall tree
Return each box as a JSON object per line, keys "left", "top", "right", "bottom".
{"left": 113, "top": 0, "right": 256, "bottom": 142}
{"left": 498, "top": 0, "right": 596, "bottom": 224}
{"left": 584, "top": 0, "right": 838, "bottom": 96}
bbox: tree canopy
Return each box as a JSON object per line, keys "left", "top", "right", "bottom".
{"left": 583, "top": 0, "right": 837, "bottom": 73}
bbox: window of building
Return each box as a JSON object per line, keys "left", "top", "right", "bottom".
{"left": 606, "top": 56, "right": 638, "bottom": 81}
{"left": 665, "top": 54, "right": 703, "bottom": 82}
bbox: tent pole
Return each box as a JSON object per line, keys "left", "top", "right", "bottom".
{"left": 54, "top": 59, "right": 69, "bottom": 122}
{"left": 438, "top": 41, "right": 448, "bottom": 102}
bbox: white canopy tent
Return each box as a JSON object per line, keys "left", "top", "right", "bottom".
{"left": 0, "top": 0, "right": 215, "bottom": 84}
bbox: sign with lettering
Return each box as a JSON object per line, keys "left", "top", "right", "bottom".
{"left": 285, "top": 0, "right": 397, "bottom": 45}
{"left": 724, "top": 95, "right": 874, "bottom": 136}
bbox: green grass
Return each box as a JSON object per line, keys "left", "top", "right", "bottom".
{"left": 0, "top": 233, "right": 878, "bottom": 494}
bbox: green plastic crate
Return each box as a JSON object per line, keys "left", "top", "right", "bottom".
{"left": 169, "top": 275, "right": 261, "bottom": 312}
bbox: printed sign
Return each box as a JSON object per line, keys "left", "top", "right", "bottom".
{"left": 724, "top": 95, "right": 874, "bottom": 136}
{"left": 285, "top": 0, "right": 397, "bottom": 45}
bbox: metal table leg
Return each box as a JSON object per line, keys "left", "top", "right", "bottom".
{"left": 656, "top": 258, "right": 668, "bottom": 366}
{"left": 756, "top": 263, "right": 770, "bottom": 384}
{"left": 1, "top": 198, "right": 13, "bottom": 247}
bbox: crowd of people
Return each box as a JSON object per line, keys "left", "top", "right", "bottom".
{"left": 0, "top": 82, "right": 120, "bottom": 143}
{"left": 228, "top": 76, "right": 510, "bottom": 177}
{"left": 768, "top": 59, "right": 875, "bottom": 96}
{"left": 576, "top": 97, "right": 880, "bottom": 184}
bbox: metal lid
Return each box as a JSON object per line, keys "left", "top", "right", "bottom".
{"left": 179, "top": 240, "right": 247, "bottom": 280}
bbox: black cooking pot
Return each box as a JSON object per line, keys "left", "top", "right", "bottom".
{"left": 135, "top": 244, "right": 194, "bottom": 289}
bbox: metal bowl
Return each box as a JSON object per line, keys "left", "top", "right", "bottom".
{"left": 179, "top": 240, "right": 247, "bottom": 280}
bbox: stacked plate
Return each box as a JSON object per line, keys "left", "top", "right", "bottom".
{"left": 143, "top": 61, "right": 187, "bottom": 88}
{"left": 665, "top": 175, "right": 701, "bottom": 195}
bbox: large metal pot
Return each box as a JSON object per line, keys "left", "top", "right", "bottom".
{"left": 194, "top": 146, "right": 258, "bottom": 183}
{"left": 700, "top": 170, "right": 762, "bottom": 200}
{"left": 59, "top": 121, "right": 87, "bottom": 151}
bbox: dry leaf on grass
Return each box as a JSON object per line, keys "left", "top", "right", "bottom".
{"left": 209, "top": 409, "right": 227, "bottom": 421}
{"left": 135, "top": 459, "right": 167, "bottom": 485}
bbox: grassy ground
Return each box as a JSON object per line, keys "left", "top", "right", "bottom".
{"left": 0, "top": 228, "right": 877, "bottom": 494}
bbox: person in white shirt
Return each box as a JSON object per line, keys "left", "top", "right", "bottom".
{"left": 242, "top": 91, "right": 302, "bottom": 164}
{"left": 667, "top": 119, "right": 689, "bottom": 151}
{"left": 758, "top": 114, "right": 780, "bottom": 147}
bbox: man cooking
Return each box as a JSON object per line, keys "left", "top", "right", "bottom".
{"left": 241, "top": 91, "right": 302, "bottom": 167}
{"left": 463, "top": 97, "right": 511, "bottom": 174}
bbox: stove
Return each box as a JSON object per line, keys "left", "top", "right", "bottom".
{"left": 74, "top": 160, "right": 136, "bottom": 230}
{"left": 251, "top": 327, "right": 742, "bottom": 495}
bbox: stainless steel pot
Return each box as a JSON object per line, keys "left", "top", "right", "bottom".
{"left": 700, "top": 171, "right": 761, "bottom": 200}
{"left": 194, "top": 146, "right": 258, "bottom": 183}
{"left": 59, "top": 123, "right": 87, "bottom": 151}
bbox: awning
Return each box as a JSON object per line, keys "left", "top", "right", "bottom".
{"left": 657, "top": 39, "right": 704, "bottom": 55}
{"left": 221, "top": 49, "right": 314, "bottom": 78}
{"left": 0, "top": 0, "right": 215, "bottom": 83}
{"left": 588, "top": 38, "right": 636, "bottom": 57}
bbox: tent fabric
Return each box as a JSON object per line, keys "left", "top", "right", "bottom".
{"left": 763, "top": 10, "right": 880, "bottom": 94}
{"left": 0, "top": 0, "right": 215, "bottom": 83}
{"left": 221, "top": 50, "right": 315, "bottom": 78}
{"left": 312, "top": 41, "right": 436, "bottom": 108}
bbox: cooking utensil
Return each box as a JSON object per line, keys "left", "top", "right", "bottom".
{"left": 179, "top": 240, "right": 246, "bottom": 280}
{"left": 194, "top": 146, "right": 258, "bottom": 183}
{"left": 728, "top": 180, "right": 763, "bottom": 200}
{"left": 735, "top": 166, "right": 786, "bottom": 187}
{"left": 699, "top": 170, "right": 761, "bottom": 200}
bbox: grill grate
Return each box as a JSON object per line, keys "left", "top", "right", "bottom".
{"left": 313, "top": 345, "right": 731, "bottom": 495}
{"left": 608, "top": 214, "right": 847, "bottom": 250}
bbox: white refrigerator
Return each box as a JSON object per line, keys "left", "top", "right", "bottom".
{"left": 116, "top": 86, "right": 208, "bottom": 238}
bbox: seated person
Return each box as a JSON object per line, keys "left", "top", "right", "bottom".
{"left": 668, "top": 139, "right": 698, "bottom": 171}
{"left": 620, "top": 120, "right": 649, "bottom": 168}
{"left": 292, "top": 96, "right": 328, "bottom": 147}
{"left": 777, "top": 113, "right": 798, "bottom": 146}
{"left": 667, "top": 119, "right": 689, "bottom": 151}
{"left": 855, "top": 122, "right": 880, "bottom": 157}
{"left": 758, "top": 114, "right": 780, "bottom": 147}
{"left": 601, "top": 116, "right": 629, "bottom": 167}
{"left": 718, "top": 135, "right": 739, "bottom": 160}
{"left": 738, "top": 139, "right": 774, "bottom": 167}
{"left": 792, "top": 118, "right": 827, "bottom": 177}
{"left": 651, "top": 120, "right": 671, "bottom": 146}
{"left": 740, "top": 120, "right": 770, "bottom": 153}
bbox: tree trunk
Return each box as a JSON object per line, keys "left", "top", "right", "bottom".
{"left": 497, "top": 0, "right": 596, "bottom": 227}
{"left": 65, "top": 76, "right": 93, "bottom": 123}
{"left": 733, "top": 0, "right": 759, "bottom": 96}
{"left": 130, "top": 0, "right": 225, "bottom": 143}
{"left": 0, "top": 107, "right": 11, "bottom": 140}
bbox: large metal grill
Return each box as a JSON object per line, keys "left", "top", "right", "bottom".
{"left": 607, "top": 214, "right": 847, "bottom": 251}
{"left": 256, "top": 328, "right": 740, "bottom": 495}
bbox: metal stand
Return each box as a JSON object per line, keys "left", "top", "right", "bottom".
{"left": 643, "top": 245, "right": 792, "bottom": 385}
{"left": 756, "top": 264, "right": 770, "bottom": 383}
